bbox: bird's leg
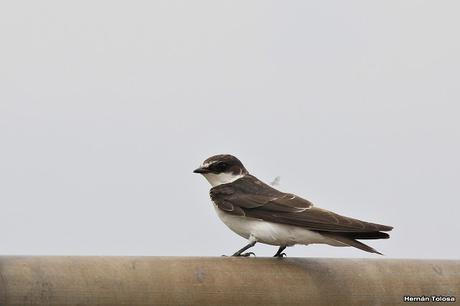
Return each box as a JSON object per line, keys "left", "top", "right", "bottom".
{"left": 273, "top": 246, "right": 287, "bottom": 257}
{"left": 232, "top": 240, "right": 256, "bottom": 257}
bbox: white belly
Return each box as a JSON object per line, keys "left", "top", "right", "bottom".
{"left": 214, "top": 205, "right": 343, "bottom": 246}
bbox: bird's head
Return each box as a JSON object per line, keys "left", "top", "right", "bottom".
{"left": 193, "top": 154, "right": 248, "bottom": 187}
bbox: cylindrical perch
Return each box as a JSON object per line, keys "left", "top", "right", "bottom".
{"left": 0, "top": 256, "right": 458, "bottom": 305}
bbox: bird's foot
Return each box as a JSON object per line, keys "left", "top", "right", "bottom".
{"left": 273, "top": 252, "right": 287, "bottom": 258}
{"left": 232, "top": 252, "right": 256, "bottom": 257}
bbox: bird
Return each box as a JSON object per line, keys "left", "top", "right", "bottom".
{"left": 193, "top": 154, "right": 393, "bottom": 257}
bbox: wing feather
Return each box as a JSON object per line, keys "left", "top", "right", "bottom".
{"left": 210, "top": 175, "right": 393, "bottom": 233}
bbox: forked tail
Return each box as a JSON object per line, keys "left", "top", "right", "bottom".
{"left": 322, "top": 233, "right": 384, "bottom": 255}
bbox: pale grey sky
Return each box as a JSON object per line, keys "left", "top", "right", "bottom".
{"left": 1, "top": 1, "right": 459, "bottom": 258}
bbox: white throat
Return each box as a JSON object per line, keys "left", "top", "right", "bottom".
{"left": 202, "top": 172, "right": 245, "bottom": 187}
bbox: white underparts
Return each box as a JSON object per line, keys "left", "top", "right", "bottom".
{"left": 213, "top": 204, "right": 345, "bottom": 247}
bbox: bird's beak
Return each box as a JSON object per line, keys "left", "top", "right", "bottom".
{"left": 193, "top": 167, "right": 209, "bottom": 174}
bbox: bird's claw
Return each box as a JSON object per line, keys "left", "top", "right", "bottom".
{"left": 232, "top": 252, "right": 256, "bottom": 257}
{"left": 274, "top": 253, "right": 287, "bottom": 258}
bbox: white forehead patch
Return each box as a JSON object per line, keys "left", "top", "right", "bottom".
{"left": 202, "top": 161, "right": 215, "bottom": 168}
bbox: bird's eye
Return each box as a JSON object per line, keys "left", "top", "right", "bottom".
{"left": 215, "top": 162, "right": 228, "bottom": 172}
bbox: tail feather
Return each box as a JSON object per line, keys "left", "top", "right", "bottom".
{"left": 323, "top": 233, "right": 384, "bottom": 255}
{"left": 342, "top": 231, "right": 390, "bottom": 240}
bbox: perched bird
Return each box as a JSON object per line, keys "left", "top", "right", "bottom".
{"left": 194, "top": 154, "right": 393, "bottom": 257}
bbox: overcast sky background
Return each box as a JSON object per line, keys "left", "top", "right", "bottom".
{"left": 1, "top": 1, "right": 459, "bottom": 259}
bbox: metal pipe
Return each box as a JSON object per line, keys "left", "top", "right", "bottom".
{"left": 0, "top": 256, "right": 458, "bottom": 305}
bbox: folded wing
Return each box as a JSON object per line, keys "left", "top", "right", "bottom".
{"left": 210, "top": 175, "right": 393, "bottom": 234}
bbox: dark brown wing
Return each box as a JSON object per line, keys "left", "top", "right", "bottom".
{"left": 210, "top": 175, "right": 393, "bottom": 233}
